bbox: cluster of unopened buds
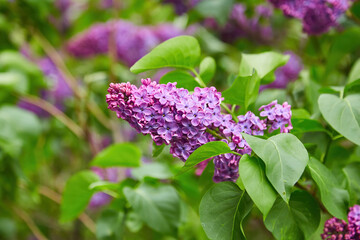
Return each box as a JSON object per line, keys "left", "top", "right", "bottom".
{"left": 106, "top": 78, "right": 292, "bottom": 182}
{"left": 322, "top": 205, "right": 360, "bottom": 239}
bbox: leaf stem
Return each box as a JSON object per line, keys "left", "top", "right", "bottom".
{"left": 205, "top": 128, "right": 225, "bottom": 140}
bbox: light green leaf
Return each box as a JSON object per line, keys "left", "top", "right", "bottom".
{"left": 132, "top": 162, "right": 173, "bottom": 180}
{"left": 90, "top": 143, "right": 141, "bottom": 168}
{"left": 60, "top": 171, "right": 100, "bottom": 222}
{"left": 222, "top": 71, "right": 260, "bottom": 111}
{"left": 243, "top": 133, "right": 309, "bottom": 202}
{"left": 307, "top": 157, "right": 349, "bottom": 220}
{"left": 0, "top": 72, "right": 28, "bottom": 93}
{"left": 239, "top": 52, "right": 289, "bottom": 83}
{"left": 177, "top": 141, "right": 237, "bottom": 175}
{"left": 291, "top": 118, "right": 330, "bottom": 135}
{"left": 199, "top": 56, "right": 216, "bottom": 84}
{"left": 318, "top": 94, "right": 360, "bottom": 146}
{"left": 152, "top": 142, "right": 165, "bottom": 158}
{"left": 96, "top": 209, "right": 124, "bottom": 240}
{"left": 123, "top": 183, "right": 181, "bottom": 235}
{"left": 195, "top": 0, "right": 234, "bottom": 25}
{"left": 199, "top": 182, "right": 253, "bottom": 240}
{"left": 239, "top": 155, "right": 277, "bottom": 217}
{"left": 159, "top": 70, "right": 199, "bottom": 90}
{"left": 265, "top": 190, "right": 320, "bottom": 240}
{"left": 130, "top": 36, "right": 200, "bottom": 74}
{"left": 347, "top": 58, "right": 360, "bottom": 84}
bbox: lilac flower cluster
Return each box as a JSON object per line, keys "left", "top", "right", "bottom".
{"left": 107, "top": 79, "right": 292, "bottom": 182}
{"left": 204, "top": 3, "right": 274, "bottom": 44}
{"left": 89, "top": 167, "right": 119, "bottom": 209}
{"left": 67, "top": 20, "right": 187, "bottom": 66}
{"left": 322, "top": 205, "right": 360, "bottom": 239}
{"left": 269, "top": 0, "right": 352, "bottom": 35}
{"left": 261, "top": 51, "right": 303, "bottom": 90}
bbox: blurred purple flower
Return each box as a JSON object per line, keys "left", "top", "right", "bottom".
{"left": 162, "top": 0, "right": 200, "bottom": 15}
{"left": 205, "top": 3, "right": 274, "bottom": 44}
{"left": 261, "top": 51, "right": 303, "bottom": 90}
{"left": 269, "top": 0, "right": 352, "bottom": 35}
{"left": 67, "top": 20, "right": 189, "bottom": 66}
{"left": 89, "top": 167, "right": 119, "bottom": 209}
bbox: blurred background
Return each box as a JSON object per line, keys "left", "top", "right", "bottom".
{"left": 1, "top": 0, "right": 360, "bottom": 239}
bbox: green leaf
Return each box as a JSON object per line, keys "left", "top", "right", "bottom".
{"left": 0, "top": 72, "right": 28, "bottom": 93}
{"left": 199, "top": 182, "right": 253, "bottom": 240}
{"left": 291, "top": 118, "right": 329, "bottom": 135}
{"left": 60, "top": 171, "right": 100, "bottom": 222}
{"left": 318, "top": 94, "right": 360, "bottom": 146}
{"left": 177, "top": 141, "right": 237, "bottom": 175}
{"left": 243, "top": 133, "right": 309, "bottom": 202}
{"left": 343, "top": 162, "right": 360, "bottom": 205}
{"left": 159, "top": 70, "right": 199, "bottom": 90}
{"left": 90, "top": 143, "right": 141, "bottom": 168}
{"left": 152, "top": 142, "right": 165, "bottom": 158}
{"left": 123, "top": 183, "right": 181, "bottom": 235}
{"left": 96, "top": 209, "right": 124, "bottom": 240}
{"left": 130, "top": 36, "right": 201, "bottom": 74}
{"left": 307, "top": 157, "right": 349, "bottom": 220}
{"left": 199, "top": 56, "right": 216, "bottom": 84}
{"left": 132, "top": 162, "right": 173, "bottom": 180}
{"left": 264, "top": 190, "right": 320, "bottom": 240}
{"left": 239, "top": 52, "right": 289, "bottom": 83}
{"left": 195, "top": 0, "right": 234, "bottom": 25}
{"left": 239, "top": 155, "right": 277, "bottom": 217}
{"left": 348, "top": 59, "right": 360, "bottom": 84}
{"left": 222, "top": 71, "right": 260, "bottom": 111}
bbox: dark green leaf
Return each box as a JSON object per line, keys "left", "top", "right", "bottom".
{"left": 239, "top": 155, "right": 277, "bottom": 216}
{"left": 159, "top": 70, "right": 199, "bottom": 90}
{"left": 90, "top": 143, "right": 141, "bottom": 168}
{"left": 130, "top": 36, "right": 201, "bottom": 73}
{"left": 307, "top": 158, "right": 349, "bottom": 220}
{"left": 60, "top": 171, "right": 100, "bottom": 222}
{"left": 291, "top": 118, "right": 329, "bottom": 135}
{"left": 239, "top": 52, "right": 289, "bottom": 83}
{"left": 199, "top": 182, "right": 253, "bottom": 240}
{"left": 222, "top": 71, "right": 260, "bottom": 111}
{"left": 199, "top": 56, "right": 216, "bottom": 84}
{"left": 195, "top": 0, "right": 234, "bottom": 25}
{"left": 123, "top": 183, "right": 181, "bottom": 235}
{"left": 265, "top": 190, "right": 320, "bottom": 240}
{"left": 96, "top": 209, "right": 124, "bottom": 240}
{"left": 318, "top": 94, "right": 360, "bottom": 146}
{"left": 243, "top": 133, "right": 309, "bottom": 202}
{"left": 177, "top": 141, "right": 237, "bottom": 175}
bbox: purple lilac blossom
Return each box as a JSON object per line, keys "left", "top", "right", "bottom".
{"left": 269, "top": 0, "right": 352, "bottom": 35}
{"left": 322, "top": 205, "right": 360, "bottom": 239}
{"left": 89, "top": 167, "right": 118, "bottom": 209}
{"left": 204, "top": 3, "right": 274, "bottom": 44}
{"left": 106, "top": 78, "right": 292, "bottom": 182}
{"left": 67, "top": 20, "right": 188, "bottom": 66}
{"left": 261, "top": 51, "right": 303, "bottom": 90}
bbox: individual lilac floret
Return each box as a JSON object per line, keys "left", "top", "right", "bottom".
{"left": 269, "top": 0, "right": 352, "bottom": 35}
{"left": 261, "top": 51, "right": 303, "bottom": 90}
{"left": 67, "top": 20, "right": 187, "bottom": 66}
{"left": 107, "top": 78, "right": 292, "bottom": 182}
{"left": 259, "top": 100, "right": 293, "bottom": 133}
{"left": 89, "top": 167, "right": 118, "bottom": 209}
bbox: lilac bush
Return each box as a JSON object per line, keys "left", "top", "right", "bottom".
{"left": 106, "top": 78, "right": 292, "bottom": 182}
